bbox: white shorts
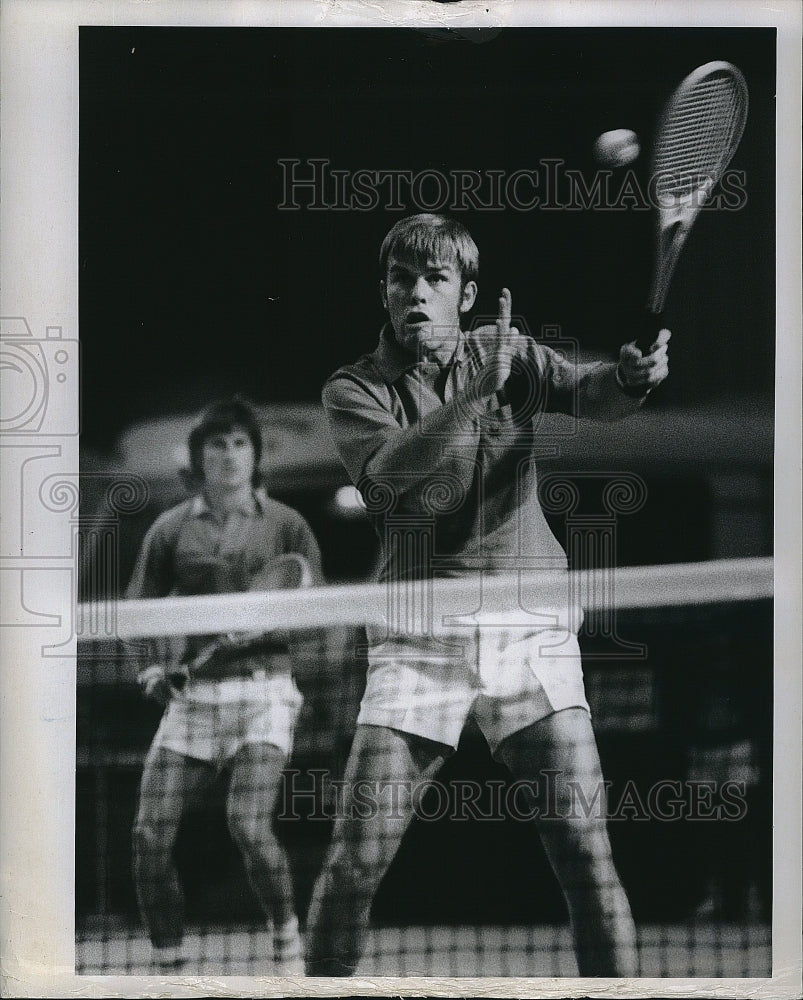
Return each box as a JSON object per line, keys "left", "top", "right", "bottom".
{"left": 358, "top": 611, "right": 589, "bottom": 753}
{"left": 152, "top": 675, "right": 303, "bottom": 768}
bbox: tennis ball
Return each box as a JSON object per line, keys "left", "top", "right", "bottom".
{"left": 592, "top": 129, "right": 641, "bottom": 168}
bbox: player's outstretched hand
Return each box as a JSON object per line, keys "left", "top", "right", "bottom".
{"left": 137, "top": 664, "right": 174, "bottom": 707}
{"left": 467, "top": 287, "right": 518, "bottom": 402}
{"left": 618, "top": 328, "right": 671, "bottom": 395}
{"left": 493, "top": 287, "right": 517, "bottom": 391}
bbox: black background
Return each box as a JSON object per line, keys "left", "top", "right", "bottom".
{"left": 80, "top": 27, "right": 775, "bottom": 451}
{"left": 76, "top": 26, "right": 776, "bottom": 948}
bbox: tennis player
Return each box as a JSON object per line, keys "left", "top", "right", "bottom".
{"left": 306, "top": 214, "right": 670, "bottom": 977}
{"left": 128, "top": 397, "right": 323, "bottom": 974}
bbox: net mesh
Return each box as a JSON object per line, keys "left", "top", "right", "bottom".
{"left": 75, "top": 563, "right": 772, "bottom": 979}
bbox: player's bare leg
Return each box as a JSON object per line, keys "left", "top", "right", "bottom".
{"left": 226, "top": 741, "right": 301, "bottom": 972}
{"left": 227, "top": 742, "right": 295, "bottom": 925}
{"left": 305, "top": 724, "right": 448, "bottom": 976}
{"left": 132, "top": 746, "right": 214, "bottom": 965}
{"left": 496, "top": 708, "right": 637, "bottom": 977}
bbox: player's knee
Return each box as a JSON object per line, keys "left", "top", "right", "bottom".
{"left": 227, "top": 807, "right": 264, "bottom": 851}
{"left": 132, "top": 817, "right": 173, "bottom": 865}
{"left": 228, "top": 805, "right": 285, "bottom": 866}
{"left": 574, "top": 826, "right": 616, "bottom": 876}
{"left": 324, "top": 840, "right": 386, "bottom": 895}
{"left": 543, "top": 817, "right": 615, "bottom": 877}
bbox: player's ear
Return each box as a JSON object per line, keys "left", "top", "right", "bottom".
{"left": 459, "top": 280, "right": 477, "bottom": 314}
{"left": 379, "top": 279, "right": 388, "bottom": 311}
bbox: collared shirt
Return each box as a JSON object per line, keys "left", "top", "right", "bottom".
{"left": 127, "top": 487, "right": 323, "bottom": 701}
{"left": 323, "top": 322, "right": 642, "bottom": 584}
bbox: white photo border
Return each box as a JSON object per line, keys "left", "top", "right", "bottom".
{"left": 0, "top": 1, "right": 800, "bottom": 997}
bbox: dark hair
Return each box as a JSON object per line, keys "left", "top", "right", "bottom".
{"left": 187, "top": 397, "right": 263, "bottom": 486}
{"left": 379, "top": 213, "right": 479, "bottom": 287}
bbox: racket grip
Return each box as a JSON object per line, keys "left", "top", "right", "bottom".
{"left": 168, "top": 666, "right": 189, "bottom": 690}
{"left": 635, "top": 311, "right": 665, "bottom": 355}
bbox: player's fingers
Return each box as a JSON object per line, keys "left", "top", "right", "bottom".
{"left": 634, "top": 342, "right": 666, "bottom": 366}
{"left": 496, "top": 287, "right": 512, "bottom": 335}
{"left": 620, "top": 342, "right": 642, "bottom": 366}
{"left": 626, "top": 339, "right": 670, "bottom": 370}
{"left": 645, "top": 355, "right": 670, "bottom": 383}
{"left": 147, "top": 678, "right": 168, "bottom": 705}
{"left": 639, "top": 329, "right": 671, "bottom": 356}
{"left": 139, "top": 664, "right": 165, "bottom": 695}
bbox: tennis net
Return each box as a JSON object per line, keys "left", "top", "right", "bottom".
{"left": 76, "top": 558, "right": 772, "bottom": 979}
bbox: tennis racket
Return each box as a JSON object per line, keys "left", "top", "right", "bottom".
{"left": 169, "top": 553, "right": 314, "bottom": 686}
{"left": 637, "top": 61, "right": 749, "bottom": 353}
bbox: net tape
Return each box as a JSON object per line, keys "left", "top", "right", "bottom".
{"left": 81, "top": 557, "right": 773, "bottom": 640}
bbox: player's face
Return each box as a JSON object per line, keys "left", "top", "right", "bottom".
{"left": 381, "top": 256, "right": 477, "bottom": 359}
{"left": 200, "top": 428, "right": 255, "bottom": 491}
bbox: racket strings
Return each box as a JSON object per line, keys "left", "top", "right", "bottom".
{"left": 654, "top": 72, "right": 747, "bottom": 199}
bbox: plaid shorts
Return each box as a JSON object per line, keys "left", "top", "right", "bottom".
{"left": 359, "top": 610, "right": 589, "bottom": 753}
{"left": 152, "top": 674, "right": 303, "bottom": 767}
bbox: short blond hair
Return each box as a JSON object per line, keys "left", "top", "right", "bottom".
{"left": 379, "top": 214, "right": 479, "bottom": 287}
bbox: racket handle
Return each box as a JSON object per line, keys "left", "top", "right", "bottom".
{"left": 635, "top": 311, "right": 665, "bottom": 355}
{"left": 168, "top": 665, "right": 189, "bottom": 690}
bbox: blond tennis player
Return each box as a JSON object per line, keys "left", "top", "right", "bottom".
{"left": 306, "top": 214, "right": 670, "bottom": 977}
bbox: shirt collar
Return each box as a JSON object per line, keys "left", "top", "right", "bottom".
{"left": 190, "top": 486, "right": 266, "bottom": 518}
{"left": 372, "top": 322, "right": 467, "bottom": 384}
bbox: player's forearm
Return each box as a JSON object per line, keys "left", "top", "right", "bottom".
{"left": 363, "top": 397, "right": 480, "bottom": 490}
{"left": 577, "top": 361, "right": 648, "bottom": 421}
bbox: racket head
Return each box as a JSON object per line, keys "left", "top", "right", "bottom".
{"left": 651, "top": 61, "right": 748, "bottom": 214}
{"left": 647, "top": 60, "right": 749, "bottom": 314}
{"left": 250, "top": 553, "right": 313, "bottom": 592}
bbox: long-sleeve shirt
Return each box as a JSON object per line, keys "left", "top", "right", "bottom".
{"left": 323, "top": 322, "right": 643, "bottom": 584}
{"left": 127, "top": 487, "right": 323, "bottom": 702}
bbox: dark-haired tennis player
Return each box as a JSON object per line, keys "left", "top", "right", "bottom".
{"left": 306, "top": 214, "right": 669, "bottom": 977}
{"left": 128, "top": 397, "right": 323, "bottom": 974}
